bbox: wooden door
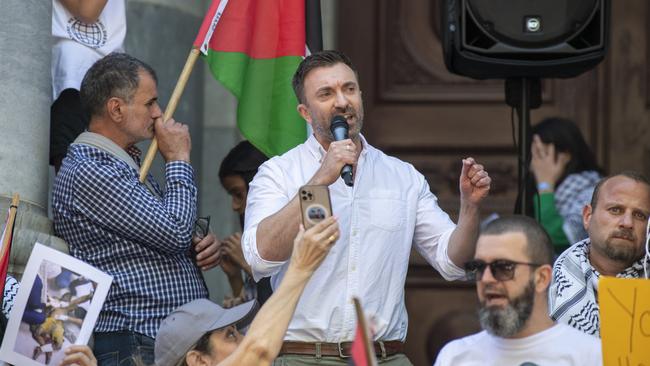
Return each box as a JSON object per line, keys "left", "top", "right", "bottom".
{"left": 337, "top": 0, "right": 650, "bottom": 364}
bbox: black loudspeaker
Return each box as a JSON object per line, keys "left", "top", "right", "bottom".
{"left": 442, "top": 0, "right": 609, "bottom": 79}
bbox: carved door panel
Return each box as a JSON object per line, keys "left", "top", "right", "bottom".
{"left": 606, "top": 2, "right": 650, "bottom": 174}
{"left": 336, "top": 0, "right": 628, "bottom": 364}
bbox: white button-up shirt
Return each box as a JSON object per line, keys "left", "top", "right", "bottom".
{"left": 242, "top": 135, "right": 464, "bottom": 342}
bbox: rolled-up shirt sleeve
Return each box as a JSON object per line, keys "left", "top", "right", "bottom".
{"left": 412, "top": 175, "right": 466, "bottom": 280}
{"left": 242, "top": 159, "right": 292, "bottom": 281}
{"left": 71, "top": 160, "right": 197, "bottom": 255}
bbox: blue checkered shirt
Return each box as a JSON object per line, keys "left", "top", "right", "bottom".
{"left": 52, "top": 144, "right": 208, "bottom": 338}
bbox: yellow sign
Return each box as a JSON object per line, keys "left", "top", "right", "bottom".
{"left": 599, "top": 276, "right": 650, "bottom": 366}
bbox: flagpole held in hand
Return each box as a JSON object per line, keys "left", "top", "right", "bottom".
{"left": 140, "top": 0, "right": 228, "bottom": 183}
{"left": 139, "top": 0, "right": 229, "bottom": 182}
{"left": 139, "top": 48, "right": 201, "bottom": 183}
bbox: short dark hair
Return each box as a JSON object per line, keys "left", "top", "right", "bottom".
{"left": 481, "top": 215, "right": 554, "bottom": 265}
{"left": 80, "top": 53, "right": 157, "bottom": 118}
{"left": 291, "top": 50, "right": 357, "bottom": 104}
{"left": 590, "top": 171, "right": 650, "bottom": 209}
{"left": 219, "top": 141, "right": 268, "bottom": 187}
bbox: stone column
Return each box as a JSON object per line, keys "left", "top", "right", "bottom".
{"left": 0, "top": 1, "right": 67, "bottom": 276}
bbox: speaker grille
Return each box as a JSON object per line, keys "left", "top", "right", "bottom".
{"left": 463, "top": 0, "right": 603, "bottom": 56}
{"left": 441, "top": 0, "right": 609, "bottom": 79}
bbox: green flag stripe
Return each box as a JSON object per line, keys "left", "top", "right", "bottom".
{"left": 204, "top": 51, "right": 306, "bottom": 157}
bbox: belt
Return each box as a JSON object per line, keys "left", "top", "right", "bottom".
{"left": 279, "top": 340, "right": 404, "bottom": 358}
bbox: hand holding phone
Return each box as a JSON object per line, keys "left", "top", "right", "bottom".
{"left": 298, "top": 185, "right": 333, "bottom": 229}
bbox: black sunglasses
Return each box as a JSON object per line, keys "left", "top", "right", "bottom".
{"left": 464, "top": 259, "right": 543, "bottom": 282}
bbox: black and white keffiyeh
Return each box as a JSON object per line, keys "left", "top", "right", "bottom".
{"left": 3, "top": 275, "right": 19, "bottom": 318}
{"left": 549, "top": 239, "right": 645, "bottom": 337}
{"left": 554, "top": 171, "right": 602, "bottom": 244}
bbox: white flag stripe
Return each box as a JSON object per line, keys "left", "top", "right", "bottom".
{"left": 200, "top": 0, "right": 230, "bottom": 55}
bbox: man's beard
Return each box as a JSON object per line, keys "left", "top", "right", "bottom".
{"left": 478, "top": 278, "right": 535, "bottom": 337}
{"left": 311, "top": 106, "right": 363, "bottom": 142}
{"left": 601, "top": 228, "right": 641, "bottom": 264}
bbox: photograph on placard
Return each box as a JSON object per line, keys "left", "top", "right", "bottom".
{"left": 0, "top": 244, "right": 111, "bottom": 366}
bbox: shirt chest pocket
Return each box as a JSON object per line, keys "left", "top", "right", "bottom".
{"left": 368, "top": 189, "right": 406, "bottom": 232}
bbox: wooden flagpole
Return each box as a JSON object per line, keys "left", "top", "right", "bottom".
{"left": 139, "top": 48, "right": 201, "bottom": 183}
{"left": 1, "top": 193, "right": 20, "bottom": 259}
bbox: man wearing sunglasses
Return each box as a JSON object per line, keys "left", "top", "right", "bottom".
{"left": 435, "top": 216, "right": 601, "bottom": 366}
{"left": 549, "top": 172, "right": 650, "bottom": 336}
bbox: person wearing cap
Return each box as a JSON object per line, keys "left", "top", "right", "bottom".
{"left": 156, "top": 216, "right": 340, "bottom": 366}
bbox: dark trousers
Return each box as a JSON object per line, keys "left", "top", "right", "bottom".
{"left": 93, "top": 331, "right": 155, "bottom": 366}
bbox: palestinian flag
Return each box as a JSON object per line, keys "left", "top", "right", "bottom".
{"left": 194, "top": 0, "right": 321, "bottom": 157}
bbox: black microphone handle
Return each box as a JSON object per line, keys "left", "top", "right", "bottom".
{"left": 341, "top": 164, "right": 353, "bottom": 187}
{"left": 329, "top": 115, "right": 354, "bottom": 186}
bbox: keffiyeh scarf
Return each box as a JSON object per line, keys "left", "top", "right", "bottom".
{"left": 549, "top": 239, "right": 645, "bottom": 337}
{"left": 3, "top": 275, "right": 19, "bottom": 318}
{"left": 554, "top": 171, "right": 601, "bottom": 243}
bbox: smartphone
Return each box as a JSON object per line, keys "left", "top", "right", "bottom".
{"left": 298, "top": 185, "right": 333, "bottom": 229}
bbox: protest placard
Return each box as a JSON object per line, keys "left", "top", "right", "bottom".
{"left": 599, "top": 276, "right": 650, "bottom": 366}
{"left": 0, "top": 243, "right": 111, "bottom": 366}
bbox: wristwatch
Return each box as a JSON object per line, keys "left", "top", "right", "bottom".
{"left": 537, "top": 181, "right": 553, "bottom": 192}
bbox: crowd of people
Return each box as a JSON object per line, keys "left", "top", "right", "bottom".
{"left": 1, "top": 2, "right": 648, "bottom": 366}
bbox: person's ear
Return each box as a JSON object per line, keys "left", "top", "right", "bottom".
{"left": 185, "top": 350, "right": 210, "bottom": 366}
{"left": 535, "top": 264, "right": 552, "bottom": 293}
{"left": 106, "top": 97, "right": 125, "bottom": 123}
{"left": 583, "top": 204, "right": 592, "bottom": 231}
{"left": 297, "top": 103, "right": 312, "bottom": 124}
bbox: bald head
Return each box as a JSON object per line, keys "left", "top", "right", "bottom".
{"left": 584, "top": 173, "right": 650, "bottom": 273}
{"left": 591, "top": 172, "right": 650, "bottom": 210}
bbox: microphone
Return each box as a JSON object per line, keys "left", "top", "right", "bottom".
{"left": 330, "top": 115, "right": 354, "bottom": 187}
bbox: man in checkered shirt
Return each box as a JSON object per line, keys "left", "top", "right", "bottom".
{"left": 52, "top": 53, "right": 220, "bottom": 365}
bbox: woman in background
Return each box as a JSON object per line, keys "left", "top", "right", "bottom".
{"left": 216, "top": 141, "right": 272, "bottom": 306}
{"left": 529, "top": 117, "right": 604, "bottom": 253}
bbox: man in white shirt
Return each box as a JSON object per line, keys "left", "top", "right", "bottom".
{"left": 241, "top": 50, "right": 491, "bottom": 365}
{"left": 434, "top": 216, "right": 602, "bottom": 366}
